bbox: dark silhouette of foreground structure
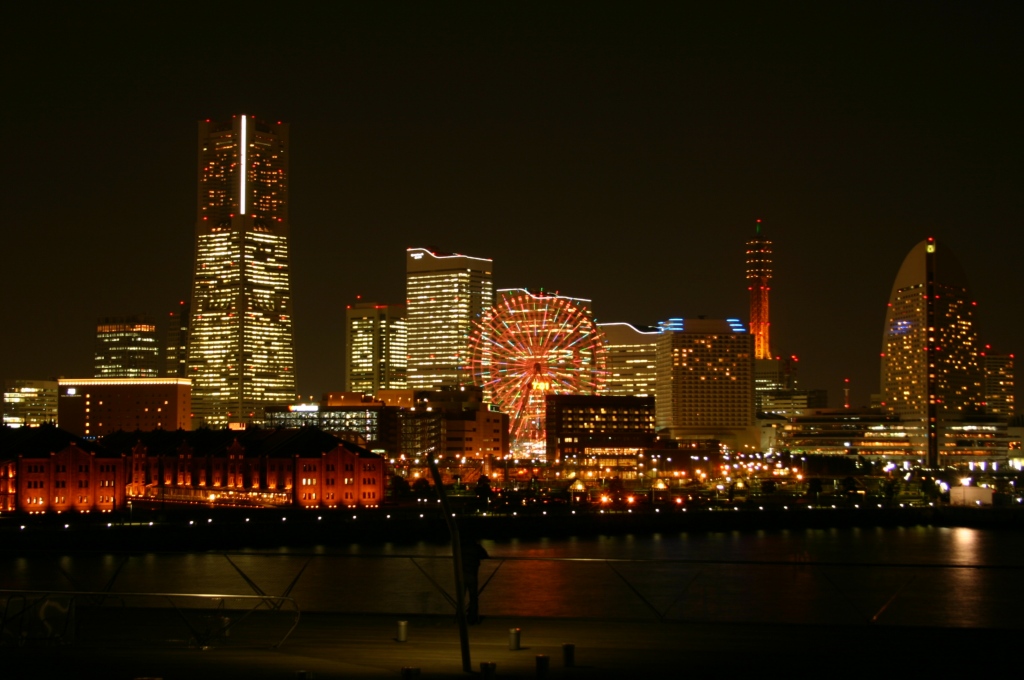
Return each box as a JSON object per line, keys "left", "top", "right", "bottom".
{"left": 461, "top": 538, "right": 490, "bottom": 624}
{"left": 4, "top": 612, "right": 1010, "bottom": 679}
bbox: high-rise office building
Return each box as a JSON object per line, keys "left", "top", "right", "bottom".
{"left": 406, "top": 247, "right": 493, "bottom": 390}
{"left": 2, "top": 379, "right": 58, "bottom": 428}
{"left": 94, "top": 315, "right": 162, "bottom": 378}
{"left": 746, "top": 220, "right": 772, "bottom": 361}
{"left": 754, "top": 355, "right": 798, "bottom": 412}
{"left": 186, "top": 115, "right": 296, "bottom": 427}
{"left": 980, "top": 348, "right": 1014, "bottom": 419}
{"left": 655, "top": 318, "right": 755, "bottom": 448}
{"left": 880, "top": 237, "right": 983, "bottom": 466}
{"left": 344, "top": 301, "right": 407, "bottom": 394}
{"left": 164, "top": 300, "right": 190, "bottom": 378}
{"left": 598, "top": 322, "right": 660, "bottom": 397}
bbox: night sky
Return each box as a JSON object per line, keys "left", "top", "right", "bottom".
{"left": 3, "top": 3, "right": 1021, "bottom": 410}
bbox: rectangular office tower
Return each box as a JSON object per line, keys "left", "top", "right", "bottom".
{"left": 344, "top": 302, "right": 408, "bottom": 394}
{"left": 164, "top": 300, "right": 190, "bottom": 378}
{"left": 95, "top": 315, "right": 161, "bottom": 378}
{"left": 598, "top": 322, "right": 660, "bottom": 397}
{"left": 187, "top": 116, "right": 296, "bottom": 428}
{"left": 655, "top": 318, "right": 756, "bottom": 449}
{"left": 406, "top": 247, "right": 493, "bottom": 390}
{"left": 3, "top": 379, "right": 58, "bottom": 428}
{"left": 982, "top": 351, "right": 1015, "bottom": 419}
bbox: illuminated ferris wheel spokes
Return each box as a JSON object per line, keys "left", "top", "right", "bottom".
{"left": 468, "top": 290, "right": 607, "bottom": 458}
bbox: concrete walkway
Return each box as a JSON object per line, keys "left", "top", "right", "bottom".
{"left": 5, "top": 611, "right": 1005, "bottom": 679}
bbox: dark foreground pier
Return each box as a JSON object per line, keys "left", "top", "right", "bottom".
{"left": 4, "top": 611, "right": 1013, "bottom": 679}
{"left": 5, "top": 505, "right": 1022, "bottom": 678}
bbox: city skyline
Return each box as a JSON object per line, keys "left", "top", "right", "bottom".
{"left": 3, "top": 4, "right": 1021, "bottom": 412}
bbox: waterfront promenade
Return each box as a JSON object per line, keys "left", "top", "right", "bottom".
{"left": 5, "top": 611, "right": 1007, "bottom": 679}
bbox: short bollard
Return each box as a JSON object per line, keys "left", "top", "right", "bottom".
{"left": 400, "top": 667, "right": 421, "bottom": 679}
{"left": 536, "top": 654, "right": 550, "bottom": 677}
{"left": 509, "top": 627, "right": 521, "bottom": 651}
{"left": 397, "top": 620, "right": 408, "bottom": 642}
{"left": 562, "top": 643, "right": 575, "bottom": 667}
{"left": 480, "top": 661, "right": 497, "bottom": 679}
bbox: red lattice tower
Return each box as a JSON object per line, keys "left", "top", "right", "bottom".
{"left": 746, "top": 219, "right": 772, "bottom": 361}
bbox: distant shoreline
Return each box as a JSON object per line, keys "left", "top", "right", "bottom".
{"left": 3, "top": 504, "right": 1022, "bottom": 552}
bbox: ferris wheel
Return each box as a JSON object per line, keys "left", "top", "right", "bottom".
{"left": 468, "top": 289, "right": 607, "bottom": 458}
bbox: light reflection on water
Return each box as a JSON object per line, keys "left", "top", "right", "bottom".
{"left": 4, "top": 526, "right": 1021, "bottom": 627}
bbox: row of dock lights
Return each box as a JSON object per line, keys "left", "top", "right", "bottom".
{"left": 7, "top": 491, "right": 992, "bottom": 532}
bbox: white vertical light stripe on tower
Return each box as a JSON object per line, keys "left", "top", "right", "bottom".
{"left": 240, "top": 115, "right": 247, "bottom": 214}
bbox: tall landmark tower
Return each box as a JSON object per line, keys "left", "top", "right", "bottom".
{"left": 187, "top": 115, "right": 296, "bottom": 427}
{"left": 406, "top": 247, "right": 493, "bottom": 390}
{"left": 746, "top": 221, "right": 796, "bottom": 414}
{"left": 746, "top": 219, "right": 772, "bottom": 361}
{"left": 881, "top": 237, "right": 982, "bottom": 466}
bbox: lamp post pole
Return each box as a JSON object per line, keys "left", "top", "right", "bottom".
{"left": 426, "top": 448, "right": 471, "bottom": 673}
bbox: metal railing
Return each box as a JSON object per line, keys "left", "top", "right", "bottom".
{"left": 4, "top": 547, "right": 1021, "bottom": 649}
{"left": 0, "top": 589, "right": 300, "bottom": 648}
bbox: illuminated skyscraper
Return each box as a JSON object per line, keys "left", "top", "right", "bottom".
{"left": 746, "top": 220, "right": 772, "bottom": 361}
{"left": 344, "top": 301, "right": 407, "bottom": 394}
{"left": 94, "top": 315, "right": 161, "bottom": 378}
{"left": 406, "top": 247, "right": 493, "bottom": 390}
{"left": 164, "top": 300, "right": 190, "bottom": 378}
{"left": 754, "top": 355, "right": 798, "bottom": 413}
{"left": 598, "top": 322, "right": 659, "bottom": 397}
{"left": 187, "top": 115, "right": 295, "bottom": 428}
{"left": 655, "top": 318, "right": 755, "bottom": 448}
{"left": 980, "top": 349, "right": 1014, "bottom": 419}
{"left": 880, "top": 237, "right": 982, "bottom": 466}
{"left": 3, "top": 379, "right": 58, "bottom": 428}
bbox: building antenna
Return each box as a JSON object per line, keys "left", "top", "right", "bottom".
{"left": 843, "top": 378, "right": 850, "bottom": 409}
